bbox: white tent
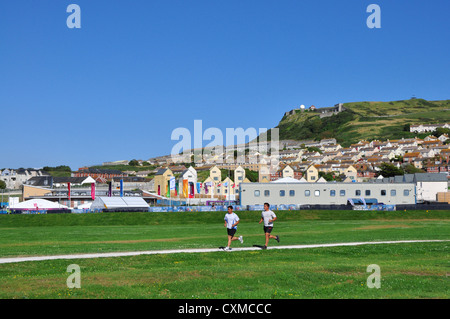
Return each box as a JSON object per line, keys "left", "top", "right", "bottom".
{"left": 90, "top": 196, "right": 149, "bottom": 210}
{"left": 271, "top": 177, "right": 302, "bottom": 183}
{"left": 9, "top": 198, "right": 69, "bottom": 210}
{"left": 316, "top": 177, "right": 327, "bottom": 183}
{"left": 75, "top": 202, "right": 92, "bottom": 210}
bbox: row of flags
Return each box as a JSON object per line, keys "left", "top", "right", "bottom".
{"left": 67, "top": 178, "right": 238, "bottom": 201}
{"left": 164, "top": 178, "right": 236, "bottom": 198}
{"left": 166, "top": 178, "right": 193, "bottom": 198}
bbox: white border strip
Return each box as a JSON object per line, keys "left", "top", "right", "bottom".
{"left": 0, "top": 240, "right": 448, "bottom": 264}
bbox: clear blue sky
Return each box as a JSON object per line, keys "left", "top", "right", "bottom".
{"left": 1, "top": 0, "right": 449, "bottom": 170}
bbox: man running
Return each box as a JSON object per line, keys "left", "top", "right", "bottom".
{"left": 259, "top": 202, "right": 280, "bottom": 249}
{"left": 223, "top": 205, "right": 243, "bottom": 251}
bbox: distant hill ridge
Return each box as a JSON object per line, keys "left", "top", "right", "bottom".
{"left": 267, "top": 98, "right": 450, "bottom": 147}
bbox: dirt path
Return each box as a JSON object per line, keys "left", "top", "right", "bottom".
{"left": 0, "top": 239, "right": 448, "bottom": 264}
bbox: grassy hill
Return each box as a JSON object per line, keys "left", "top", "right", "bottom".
{"left": 270, "top": 98, "right": 450, "bottom": 147}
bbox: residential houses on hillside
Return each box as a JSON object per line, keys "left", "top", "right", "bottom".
{"left": 158, "top": 135, "right": 449, "bottom": 186}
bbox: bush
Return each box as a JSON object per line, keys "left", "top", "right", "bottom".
{"left": 378, "top": 163, "right": 404, "bottom": 177}
{"left": 43, "top": 165, "right": 71, "bottom": 172}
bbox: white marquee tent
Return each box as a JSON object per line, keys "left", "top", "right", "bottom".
{"left": 271, "top": 177, "right": 302, "bottom": 183}
{"left": 90, "top": 196, "right": 149, "bottom": 211}
{"left": 9, "top": 198, "right": 69, "bottom": 210}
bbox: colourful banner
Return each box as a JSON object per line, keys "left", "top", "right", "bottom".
{"left": 166, "top": 180, "right": 170, "bottom": 198}
{"left": 170, "top": 177, "right": 176, "bottom": 190}
{"left": 183, "top": 179, "right": 188, "bottom": 198}
{"left": 189, "top": 182, "right": 194, "bottom": 198}
{"left": 91, "top": 183, "right": 96, "bottom": 200}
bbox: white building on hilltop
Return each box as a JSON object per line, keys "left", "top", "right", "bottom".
{"left": 410, "top": 123, "right": 450, "bottom": 133}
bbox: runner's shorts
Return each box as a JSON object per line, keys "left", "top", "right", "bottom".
{"left": 227, "top": 228, "right": 237, "bottom": 236}
{"left": 264, "top": 226, "right": 273, "bottom": 234}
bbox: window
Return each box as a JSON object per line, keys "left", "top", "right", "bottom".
{"left": 305, "top": 190, "right": 310, "bottom": 197}
{"left": 280, "top": 190, "right": 285, "bottom": 197}
{"left": 311, "top": 176, "right": 316, "bottom": 181}
{"left": 404, "top": 190, "right": 410, "bottom": 196}
{"left": 264, "top": 190, "right": 270, "bottom": 197}
{"left": 381, "top": 190, "right": 386, "bottom": 196}
{"left": 365, "top": 190, "right": 371, "bottom": 196}
{"left": 355, "top": 190, "right": 361, "bottom": 196}
{"left": 330, "top": 190, "right": 336, "bottom": 197}
{"left": 214, "top": 177, "right": 219, "bottom": 181}
{"left": 254, "top": 190, "right": 260, "bottom": 197}
{"left": 314, "top": 190, "right": 320, "bottom": 197}
{"left": 289, "top": 190, "right": 295, "bottom": 197}
{"left": 340, "top": 190, "right": 346, "bottom": 196}
{"left": 391, "top": 189, "right": 396, "bottom": 196}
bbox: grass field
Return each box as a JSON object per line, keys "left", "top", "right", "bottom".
{"left": 0, "top": 210, "right": 449, "bottom": 299}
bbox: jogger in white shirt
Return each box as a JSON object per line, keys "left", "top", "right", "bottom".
{"left": 259, "top": 202, "right": 280, "bottom": 249}
{"left": 223, "top": 206, "right": 243, "bottom": 251}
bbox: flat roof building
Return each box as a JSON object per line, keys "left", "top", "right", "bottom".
{"left": 239, "top": 182, "right": 416, "bottom": 206}
{"left": 239, "top": 173, "right": 448, "bottom": 206}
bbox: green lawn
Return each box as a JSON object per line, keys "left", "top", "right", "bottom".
{"left": 0, "top": 210, "right": 448, "bottom": 299}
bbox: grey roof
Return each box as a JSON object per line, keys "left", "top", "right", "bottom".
{"left": 155, "top": 168, "right": 169, "bottom": 176}
{"left": 413, "top": 173, "right": 448, "bottom": 182}
{"left": 403, "top": 174, "right": 415, "bottom": 183}
{"left": 394, "top": 175, "right": 404, "bottom": 183}
{"left": 375, "top": 173, "right": 448, "bottom": 183}
{"left": 25, "top": 176, "right": 54, "bottom": 187}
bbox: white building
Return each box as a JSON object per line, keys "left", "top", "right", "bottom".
{"left": 0, "top": 168, "right": 48, "bottom": 189}
{"left": 410, "top": 123, "right": 450, "bottom": 133}
{"left": 178, "top": 166, "right": 198, "bottom": 196}
{"left": 410, "top": 173, "right": 448, "bottom": 202}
